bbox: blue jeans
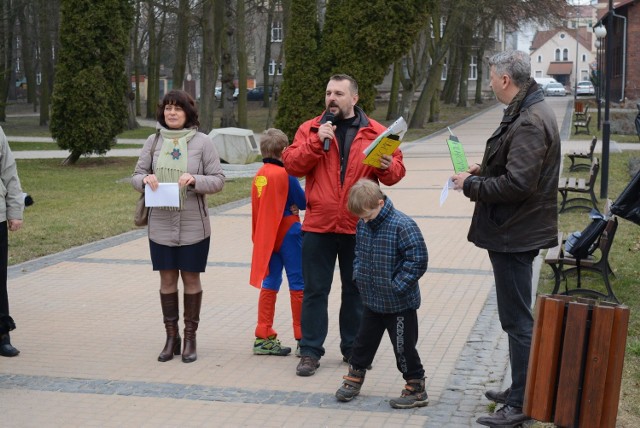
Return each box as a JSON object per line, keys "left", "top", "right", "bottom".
{"left": 488, "top": 249, "right": 538, "bottom": 408}
{"left": 299, "top": 232, "right": 362, "bottom": 360}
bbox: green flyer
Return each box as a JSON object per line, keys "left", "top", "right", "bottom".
{"left": 446, "top": 133, "right": 468, "bottom": 174}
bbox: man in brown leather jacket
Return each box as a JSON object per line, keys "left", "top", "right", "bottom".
{"left": 451, "top": 50, "right": 561, "bottom": 428}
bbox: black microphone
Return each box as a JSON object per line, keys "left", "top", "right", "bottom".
{"left": 322, "top": 112, "right": 335, "bottom": 152}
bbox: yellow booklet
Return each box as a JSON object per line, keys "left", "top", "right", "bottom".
{"left": 362, "top": 117, "right": 407, "bottom": 168}
{"left": 362, "top": 135, "right": 401, "bottom": 168}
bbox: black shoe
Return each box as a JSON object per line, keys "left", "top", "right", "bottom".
{"left": 0, "top": 334, "right": 20, "bottom": 357}
{"left": 342, "top": 355, "right": 372, "bottom": 370}
{"left": 476, "top": 405, "right": 530, "bottom": 427}
{"left": 485, "top": 387, "right": 510, "bottom": 405}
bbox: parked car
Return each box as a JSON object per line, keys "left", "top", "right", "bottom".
{"left": 535, "top": 77, "right": 558, "bottom": 91}
{"left": 576, "top": 81, "right": 595, "bottom": 96}
{"left": 247, "top": 86, "right": 274, "bottom": 101}
{"left": 545, "top": 82, "right": 567, "bottom": 97}
{"left": 214, "top": 87, "right": 239, "bottom": 101}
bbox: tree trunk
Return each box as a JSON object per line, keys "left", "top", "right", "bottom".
{"left": 261, "top": 0, "right": 275, "bottom": 108}
{"left": 386, "top": 60, "right": 401, "bottom": 120}
{"left": 0, "top": 0, "right": 14, "bottom": 122}
{"left": 37, "top": 0, "right": 55, "bottom": 127}
{"left": 236, "top": 0, "right": 247, "bottom": 127}
{"left": 61, "top": 152, "right": 81, "bottom": 166}
{"left": 199, "top": 0, "right": 222, "bottom": 134}
{"left": 172, "top": 0, "right": 190, "bottom": 90}
{"left": 475, "top": 47, "right": 485, "bottom": 104}
{"left": 16, "top": 1, "right": 37, "bottom": 108}
{"left": 220, "top": 0, "right": 237, "bottom": 128}
{"left": 457, "top": 28, "right": 471, "bottom": 108}
{"left": 442, "top": 47, "right": 459, "bottom": 104}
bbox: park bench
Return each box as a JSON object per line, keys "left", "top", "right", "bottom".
{"left": 558, "top": 158, "right": 599, "bottom": 213}
{"left": 573, "top": 113, "right": 592, "bottom": 135}
{"left": 574, "top": 103, "right": 589, "bottom": 121}
{"left": 567, "top": 136, "right": 597, "bottom": 171}
{"left": 544, "top": 216, "right": 618, "bottom": 303}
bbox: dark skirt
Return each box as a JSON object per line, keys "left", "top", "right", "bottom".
{"left": 149, "top": 237, "right": 210, "bottom": 272}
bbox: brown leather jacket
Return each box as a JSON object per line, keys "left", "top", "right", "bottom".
{"left": 463, "top": 86, "right": 561, "bottom": 252}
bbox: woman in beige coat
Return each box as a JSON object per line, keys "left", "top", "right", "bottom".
{"left": 132, "top": 90, "right": 225, "bottom": 363}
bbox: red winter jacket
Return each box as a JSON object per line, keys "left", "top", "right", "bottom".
{"left": 282, "top": 107, "right": 405, "bottom": 234}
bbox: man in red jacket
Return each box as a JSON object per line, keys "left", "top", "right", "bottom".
{"left": 283, "top": 74, "right": 406, "bottom": 376}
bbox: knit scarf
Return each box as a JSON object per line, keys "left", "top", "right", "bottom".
{"left": 155, "top": 127, "right": 196, "bottom": 210}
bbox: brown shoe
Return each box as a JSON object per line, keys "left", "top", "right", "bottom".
{"left": 485, "top": 387, "right": 510, "bottom": 405}
{"left": 476, "top": 405, "right": 530, "bottom": 427}
{"left": 296, "top": 355, "right": 320, "bottom": 376}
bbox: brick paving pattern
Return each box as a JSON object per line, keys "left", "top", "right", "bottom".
{"left": 2, "top": 98, "right": 589, "bottom": 426}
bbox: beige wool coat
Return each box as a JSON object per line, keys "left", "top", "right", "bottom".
{"left": 132, "top": 130, "right": 225, "bottom": 246}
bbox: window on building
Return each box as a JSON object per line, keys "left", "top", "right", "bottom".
{"left": 535, "top": 70, "right": 542, "bottom": 78}
{"left": 582, "top": 54, "right": 586, "bottom": 62}
{"left": 441, "top": 57, "right": 448, "bottom": 80}
{"left": 269, "top": 60, "right": 283, "bottom": 76}
{"left": 555, "top": 49, "right": 561, "bottom": 61}
{"left": 537, "top": 55, "right": 542, "bottom": 63}
{"left": 469, "top": 55, "right": 477, "bottom": 80}
{"left": 563, "top": 48, "right": 569, "bottom": 61}
{"left": 271, "top": 21, "right": 283, "bottom": 42}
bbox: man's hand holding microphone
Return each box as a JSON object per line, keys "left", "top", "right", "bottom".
{"left": 320, "top": 112, "right": 335, "bottom": 152}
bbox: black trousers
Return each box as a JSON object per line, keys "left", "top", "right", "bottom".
{"left": 350, "top": 306, "right": 425, "bottom": 381}
{"left": 0, "top": 221, "right": 9, "bottom": 316}
{"left": 299, "top": 232, "right": 362, "bottom": 359}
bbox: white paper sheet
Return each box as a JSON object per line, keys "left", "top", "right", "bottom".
{"left": 440, "top": 178, "right": 456, "bottom": 206}
{"left": 145, "top": 183, "right": 180, "bottom": 207}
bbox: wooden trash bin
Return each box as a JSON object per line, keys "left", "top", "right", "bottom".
{"left": 523, "top": 294, "right": 629, "bottom": 428}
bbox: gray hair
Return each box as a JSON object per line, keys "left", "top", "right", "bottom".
{"left": 488, "top": 50, "right": 531, "bottom": 88}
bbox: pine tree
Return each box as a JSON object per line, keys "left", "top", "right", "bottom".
{"left": 50, "top": 0, "right": 134, "bottom": 165}
{"left": 274, "top": 0, "right": 324, "bottom": 139}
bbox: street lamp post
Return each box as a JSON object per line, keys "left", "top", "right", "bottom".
{"left": 601, "top": 0, "right": 614, "bottom": 199}
{"left": 594, "top": 25, "right": 607, "bottom": 131}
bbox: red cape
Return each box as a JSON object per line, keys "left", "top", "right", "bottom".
{"left": 250, "top": 163, "right": 298, "bottom": 288}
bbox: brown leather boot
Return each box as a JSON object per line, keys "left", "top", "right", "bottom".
{"left": 182, "top": 291, "right": 202, "bottom": 363}
{"left": 158, "top": 292, "right": 181, "bottom": 362}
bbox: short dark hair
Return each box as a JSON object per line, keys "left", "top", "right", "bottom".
{"left": 156, "top": 90, "right": 200, "bottom": 129}
{"left": 329, "top": 74, "right": 358, "bottom": 95}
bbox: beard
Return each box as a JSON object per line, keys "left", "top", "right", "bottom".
{"left": 326, "top": 103, "right": 350, "bottom": 121}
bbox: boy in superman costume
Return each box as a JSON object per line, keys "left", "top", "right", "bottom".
{"left": 250, "top": 128, "right": 306, "bottom": 356}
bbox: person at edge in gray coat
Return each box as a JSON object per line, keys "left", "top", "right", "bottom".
{"left": 451, "top": 50, "right": 561, "bottom": 428}
{"left": 0, "top": 126, "right": 25, "bottom": 357}
{"left": 132, "top": 90, "right": 225, "bottom": 364}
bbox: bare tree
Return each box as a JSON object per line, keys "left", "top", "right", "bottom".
{"left": 16, "top": 0, "right": 38, "bottom": 109}
{"left": 0, "top": 0, "right": 17, "bottom": 122}
{"left": 36, "top": 0, "right": 58, "bottom": 126}
{"left": 198, "top": 0, "right": 222, "bottom": 133}
{"left": 172, "top": 0, "right": 190, "bottom": 90}
{"left": 220, "top": 0, "right": 236, "bottom": 127}
{"left": 236, "top": 0, "right": 247, "bottom": 127}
